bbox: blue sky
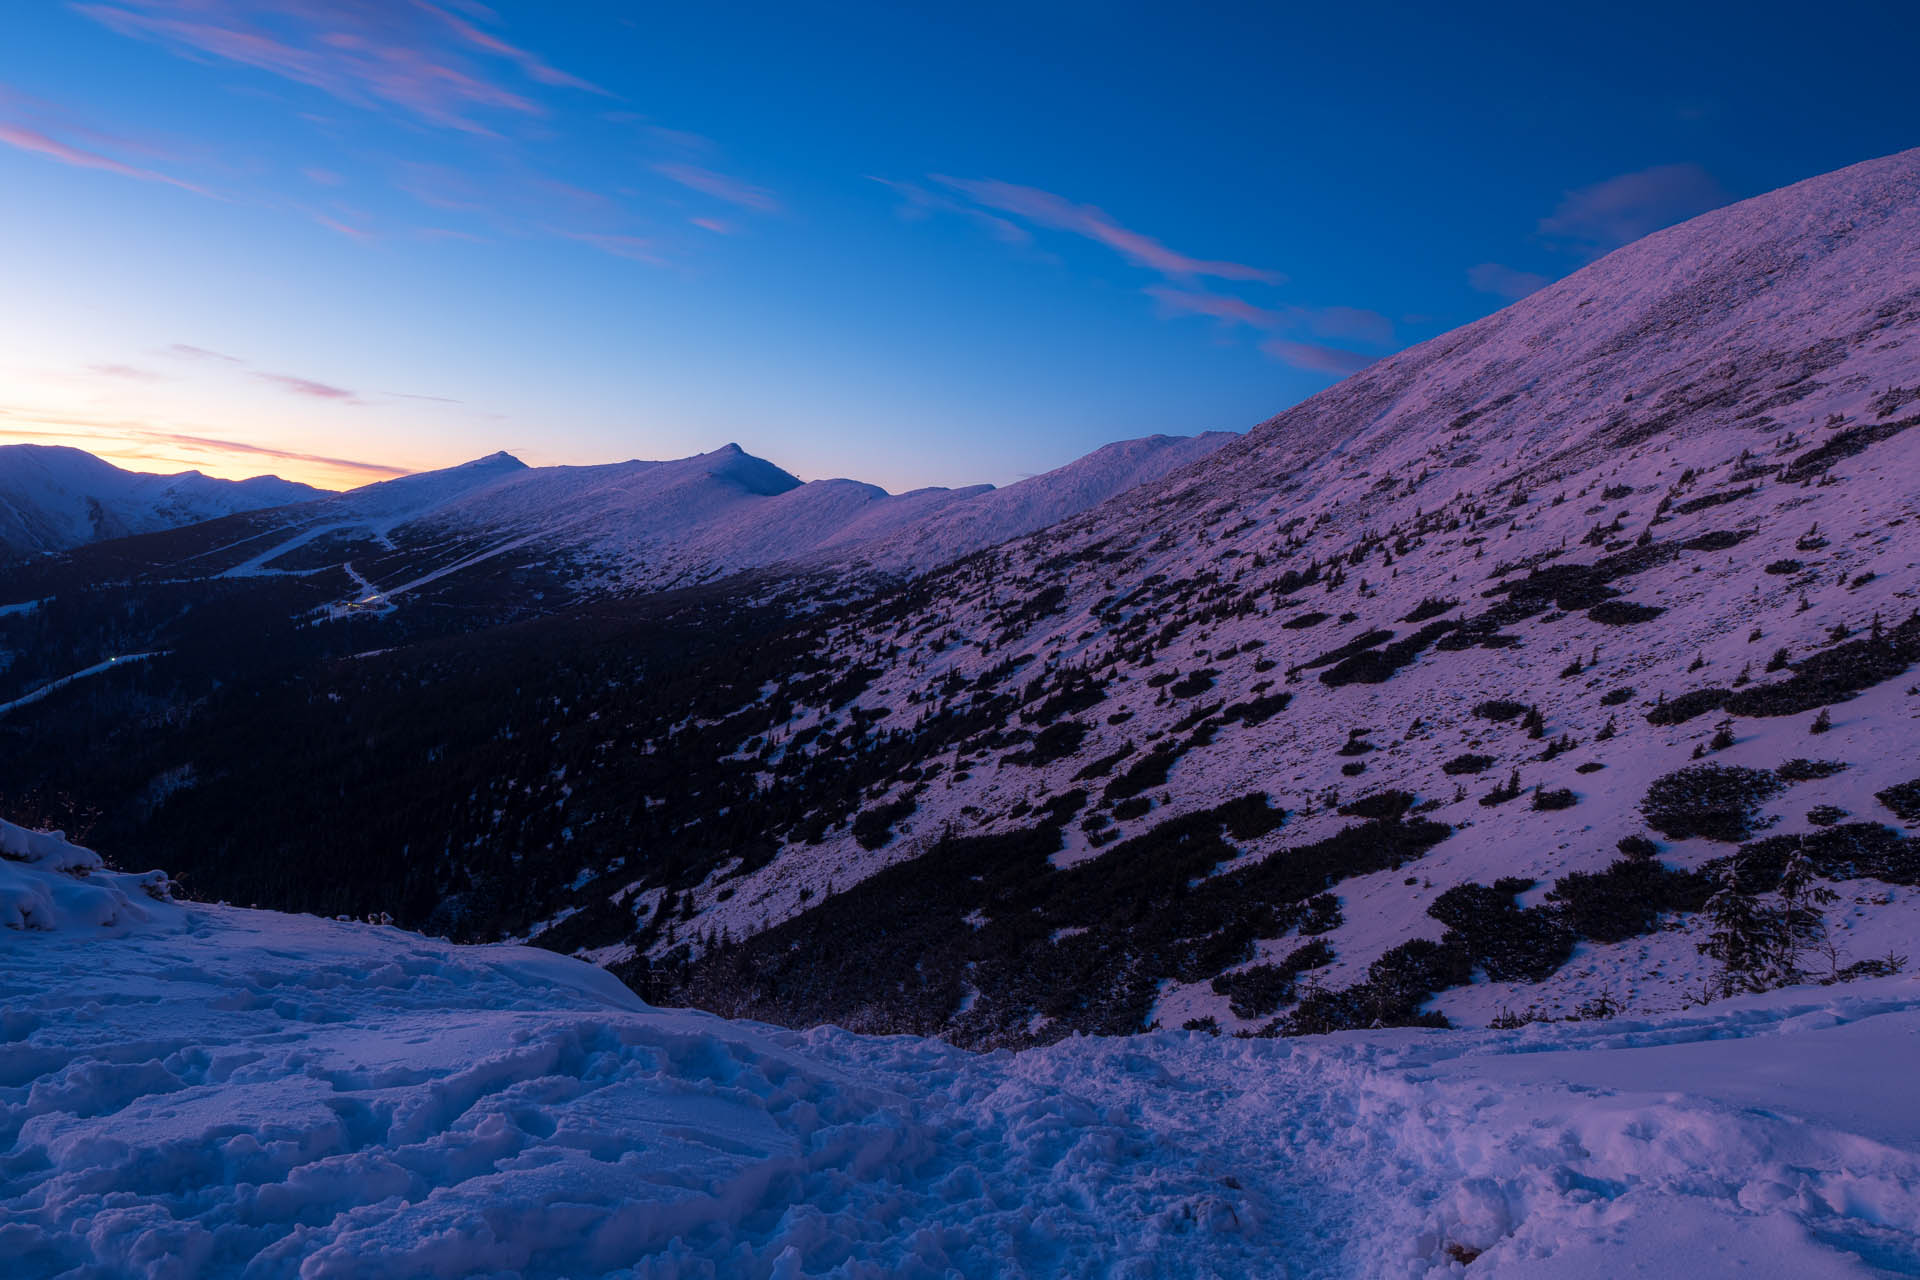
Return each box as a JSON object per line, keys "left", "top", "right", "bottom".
{"left": 1, "top": 1, "right": 1916, "bottom": 491}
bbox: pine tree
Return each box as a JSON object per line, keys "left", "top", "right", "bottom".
{"left": 1774, "top": 848, "right": 1839, "bottom": 985}
{"left": 1698, "top": 864, "right": 1789, "bottom": 998}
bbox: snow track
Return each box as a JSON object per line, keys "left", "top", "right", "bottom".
{"left": 4, "top": 831, "right": 1918, "bottom": 1278}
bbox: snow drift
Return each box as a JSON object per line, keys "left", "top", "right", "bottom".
{"left": 4, "top": 825, "right": 1919, "bottom": 1277}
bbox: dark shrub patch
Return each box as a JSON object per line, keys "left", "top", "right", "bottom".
{"left": 1210, "top": 939, "right": 1334, "bottom": 1018}
{"left": 1339, "top": 790, "right": 1415, "bottom": 821}
{"left": 1646, "top": 687, "right": 1730, "bottom": 726}
{"left": 1589, "top": 600, "right": 1666, "bottom": 625}
{"left": 1428, "top": 881, "right": 1575, "bottom": 982}
{"left": 1284, "top": 937, "right": 1470, "bottom": 1035}
{"left": 1006, "top": 719, "right": 1088, "bottom": 767}
{"left": 1219, "top": 793, "right": 1287, "bottom": 841}
{"left": 1111, "top": 795, "right": 1152, "bottom": 821}
{"left": 1641, "top": 764, "right": 1782, "bottom": 842}
{"left": 1879, "top": 779, "right": 1920, "bottom": 824}
{"left": 1599, "top": 686, "right": 1636, "bottom": 706}
{"left": 1442, "top": 753, "right": 1495, "bottom": 775}
{"left": 1073, "top": 744, "right": 1134, "bottom": 781}
{"left": 1765, "top": 559, "right": 1804, "bottom": 576}
{"left": 1726, "top": 615, "right": 1920, "bottom": 718}
{"left": 1710, "top": 823, "right": 1920, "bottom": 892}
{"left": 852, "top": 795, "right": 918, "bottom": 850}
{"left": 1473, "top": 700, "right": 1529, "bottom": 722}
{"left": 1400, "top": 597, "right": 1458, "bottom": 624}
{"left": 1170, "top": 668, "right": 1218, "bottom": 698}
{"left": 1547, "top": 857, "right": 1711, "bottom": 943}
{"left": 1297, "top": 892, "right": 1341, "bottom": 935}
{"left": 1298, "top": 629, "right": 1395, "bottom": 672}
{"left": 1480, "top": 770, "right": 1524, "bottom": 807}
{"left": 1617, "top": 834, "right": 1658, "bottom": 859}
{"left": 1220, "top": 691, "right": 1291, "bottom": 726}
{"left": 1777, "top": 758, "right": 1848, "bottom": 782}
{"left": 1684, "top": 529, "right": 1752, "bottom": 551}
{"left": 1533, "top": 787, "right": 1577, "bottom": 811}
{"left": 1282, "top": 611, "right": 1331, "bottom": 630}
{"left": 1320, "top": 621, "right": 1457, "bottom": 687}
{"left": 1673, "top": 485, "right": 1755, "bottom": 515}
{"left": 1780, "top": 413, "right": 1917, "bottom": 482}
{"left": 1104, "top": 746, "right": 1178, "bottom": 802}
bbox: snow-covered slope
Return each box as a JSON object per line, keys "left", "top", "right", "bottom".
{"left": 5, "top": 825, "right": 1919, "bottom": 1278}
{"left": 492, "top": 146, "right": 1920, "bottom": 1043}
{"left": 0, "top": 444, "right": 322, "bottom": 558}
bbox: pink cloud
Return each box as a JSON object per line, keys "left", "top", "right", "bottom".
{"left": 1145, "top": 285, "right": 1279, "bottom": 328}
{"left": 1538, "top": 163, "right": 1728, "bottom": 254}
{"left": 654, "top": 162, "right": 779, "bottom": 213}
{"left": 413, "top": 0, "right": 607, "bottom": 95}
{"left": 0, "top": 121, "right": 206, "bottom": 194}
{"left": 689, "top": 216, "right": 736, "bottom": 235}
{"left": 88, "top": 363, "right": 165, "bottom": 382}
{"left": 310, "top": 211, "right": 374, "bottom": 241}
{"left": 1260, "top": 339, "right": 1374, "bottom": 377}
{"left": 931, "top": 176, "right": 1282, "bottom": 284}
{"left": 162, "top": 343, "right": 246, "bottom": 364}
{"left": 301, "top": 166, "right": 344, "bottom": 186}
{"left": 253, "top": 371, "right": 361, "bottom": 402}
{"left": 870, "top": 176, "right": 1030, "bottom": 245}
{"left": 76, "top": 1, "right": 596, "bottom": 134}
{"left": 1468, "top": 262, "right": 1551, "bottom": 300}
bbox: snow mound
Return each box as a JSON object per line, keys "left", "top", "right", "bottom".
{"left": 3, "top": 842, "right": 1918, "bottom": 1277}
{"left": 0, "top": 819, "right": 172, "bottom": 933}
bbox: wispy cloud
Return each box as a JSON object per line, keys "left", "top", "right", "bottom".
{"left": 253, "top": 371, "right": 360, "bottom": 402}
{"left": 870, "top": 176, "right": 1031, "bottom": 245}
{"left": 0, "top": 413, "right": 407, "bottom": 486}
{"left": 0, "top": 120, "right": 207, "bottom": 194}
{"left": 145, "top": 428, "right": 404, "bottom": 480}
{"left": 309, "top": 210, "right": 374, "bottom": 241}
{"left": 1260, "top": 338, "right": 1375, "bottom": 377}
{"left": 1539, "top": 163, "right": 1728, "bottom": 255}
{"left": 1468, "top": 262, "right": 1552, "bottom": 300}
{"left": 157, "top": 342, "right": 364, "bottom": 403}
{"left": 930, "top": 176, "right": 1282, "bottom": 284}
{"left": 654, "top": 162, "right": 779, "bottom": 213}
{"left": 1148, "top": 284, "right": 1393, "bottom": 373}
{"left": 558, "top": 230, "right": 666, "bottom": 264}
{"left": 1145, "top": 285, "right": 1279, "bottom": 328}
{"left": 163, "top": 343, "right": 246, "bottom": 364}
{"left": 75, "top": 0, "right": 600, "bottom": 134}
{"left": 88, "top": 363, "right": 165, "bottom": 382}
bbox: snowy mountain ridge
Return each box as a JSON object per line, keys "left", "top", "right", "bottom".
{"left": 0, "top": 444, "right": 323, "bottom": 559}
{"left": 52, "top": 431, "right": 1234, "bottom": 613}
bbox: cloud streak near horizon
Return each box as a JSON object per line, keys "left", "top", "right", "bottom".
{"left": 0, "top": 412, "right": 410, "bottom": 487}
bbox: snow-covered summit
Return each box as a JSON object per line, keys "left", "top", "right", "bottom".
{"left": 0, "top": 444, "right": 323, "bottom": 558}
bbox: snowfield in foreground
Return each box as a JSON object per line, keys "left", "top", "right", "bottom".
{"left": 4, "top": 828, "right": 1919, "bottom": 1279}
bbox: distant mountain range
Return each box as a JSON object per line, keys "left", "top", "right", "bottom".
{"left": 0, "top": 445, "right": 322, "bottom": 558}
{"left": 0, "top": 431, "right": 1233, "bottom": 610}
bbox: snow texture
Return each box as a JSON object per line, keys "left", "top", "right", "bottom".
{"left": 4, "top": 828, "right": 1920, "bottom": 1278}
